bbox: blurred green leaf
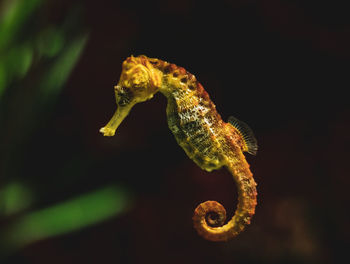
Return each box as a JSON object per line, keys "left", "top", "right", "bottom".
{"left": 0, "top": 0, "right": 42, "bottom": 51}
{"left": 39, "top": 33, "right": 88, "bottom": 98}
{"left": 2, "top": 185, "right": 133, "bottom": 251}
{"left": 36, "top": 27, "right": 65, "bottom": 58}
{"left": 16, "top": 45, "right": 33, "bottom": 78}
{"left": 0, "top": 61, "right": 6, "bottom": 97}
{"left": 0, "top": 44, "right": 33, "bottom": 98}
{"left": 0, "top": 182, "right": 33, "bottom": 215}
{"left": 6, "top": 44, "right": 33, "bottom": 79}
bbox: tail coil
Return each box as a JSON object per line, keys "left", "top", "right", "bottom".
{"left": 192, "top": 162, "right": 257, "bottom": 242}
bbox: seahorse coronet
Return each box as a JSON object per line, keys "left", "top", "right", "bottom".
{"left": 100, "top": 55, "right": 258, "bottom": 242}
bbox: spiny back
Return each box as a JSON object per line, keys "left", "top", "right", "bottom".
{"left": 143, "top": 56, "right": 226, "bottom": 171}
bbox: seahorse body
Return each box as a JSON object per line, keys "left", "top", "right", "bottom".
{"left": 100, "top": 55, "right": 258, "bottom": 241}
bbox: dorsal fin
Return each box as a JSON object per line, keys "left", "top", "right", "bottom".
{"left": 228, "top": 116, "right": 258, "bottom": 155}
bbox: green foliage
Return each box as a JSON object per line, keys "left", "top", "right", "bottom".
{"left": 1, "top": 185, "right": 133, "bottom": 253}
{"left": 39, "top": 33, "right": 88, "bottom": 99}
{"left": 0, "top": 182, "right": 33, "bottom": 215}
{"left": 0, "top": 1, "right": 132, "bottom": 257}
{"left": 36, "top": 27, "right": 65, "bottom": 58}
{"left": 0, "top": 0, "right": 42, "bottom": 52}
{"left": 0, "top": 0, "right": 41, "bottom": 97}
{"left": 0, "top": 61, "right": 6, "bottom": 96}
{"left": 0, "top": 0, "right": 88, "bottom": 100}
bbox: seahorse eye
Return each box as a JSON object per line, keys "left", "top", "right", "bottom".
{"left": 149, "top": 60, "right": 159, "bottom": 65}
{"left": 117, "top": 87, "right": 134, "bottom": 106}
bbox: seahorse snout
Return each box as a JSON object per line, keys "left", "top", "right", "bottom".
{"left": 100, "top": 103, "right": 135, "bottom": 137}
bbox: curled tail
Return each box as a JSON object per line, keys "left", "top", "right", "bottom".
{"left": 193, "top": 158, "right": 257, "bottom": 241}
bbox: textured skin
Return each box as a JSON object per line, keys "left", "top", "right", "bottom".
{"left": 100, "top": 55, "right": 257, "bottom": 242}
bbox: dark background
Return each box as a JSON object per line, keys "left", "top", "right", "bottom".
{"left": 1, "top": 0, "right": 349, "bottom": 263}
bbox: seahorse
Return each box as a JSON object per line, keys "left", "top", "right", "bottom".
{"left": 100, "top": 55, "right": 258, "bottom": 242}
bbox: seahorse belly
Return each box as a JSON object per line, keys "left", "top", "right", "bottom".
{"left": 166, "top": 97, "right": 222, "bottom": 172}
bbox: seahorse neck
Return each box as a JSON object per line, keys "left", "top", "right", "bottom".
{"left": 159, "top": 74, "right": 194, "bottom": 99}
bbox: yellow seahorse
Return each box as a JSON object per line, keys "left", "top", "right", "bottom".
{"left": 100, "top": 55, "right": 258, "bottom": 241}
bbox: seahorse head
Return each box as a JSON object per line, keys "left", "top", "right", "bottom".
{"left": 115, "top": 55, "right": 161, "bottom": 106}
{"left": 100, "top": 55, "right": 161, "bottom": 136}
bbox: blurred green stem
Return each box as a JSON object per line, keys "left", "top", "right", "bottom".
{"left": 1, "top": 185, "right": 133, "bottom": 254}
